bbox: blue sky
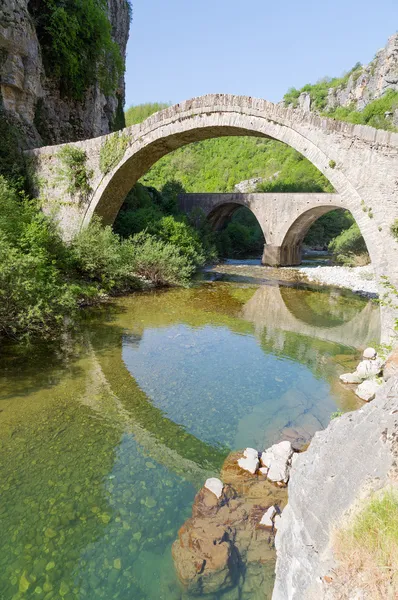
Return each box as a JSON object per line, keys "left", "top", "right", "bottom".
{"left": 125, "top": 1, "right": 397, "bottom": 108}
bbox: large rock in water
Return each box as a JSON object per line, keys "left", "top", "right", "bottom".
{"left": 172, "top": 452, "right": 288, "bottom": 596}
{"left": 272, "top": 376, "right": 398, "bottom": 600}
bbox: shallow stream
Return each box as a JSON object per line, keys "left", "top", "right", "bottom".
{"left": 0, "top": 272, "right": 380, "bottom": 599}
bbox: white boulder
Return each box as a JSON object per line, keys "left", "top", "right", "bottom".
{"left": 237, "top": 448, "right": 260, "bottom": 474}
{"left": 363, "top": 347, "right": 377, "bottom": 359}
{"left": 260, "top": 505, "right": 276, "bottom": 527}
{"left": 259, "top": 467, "right": 268, "bottom": 476}
{"left": 356, "top": 357, "right": 384, "bottom": 379}
{"left": 340, "top": 351, "right": 384, "bottom": 385}
{"left": 243, "top": 447, "right": 259, "bottom": 460}
{"left": 204, "top": 478, "right": 224, "bottom": 499}
{"left": 260, "top": 441, "right": 293, "bottom": 483}
{"left": 355, "top": 378, "right": 383, "bottom": 402}
{"left": 340, "top": 372, "right": 363, "bottom": 384}
{"left": 238, "top": 455, "right": 259, "bottom": 474}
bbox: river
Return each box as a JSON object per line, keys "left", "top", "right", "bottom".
{"left": 0, "top": 268, "right": 380, "bottom": 599}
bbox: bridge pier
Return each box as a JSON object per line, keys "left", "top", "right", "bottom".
{"left": 262, "top": 244, "right": 302, "bottom": 267}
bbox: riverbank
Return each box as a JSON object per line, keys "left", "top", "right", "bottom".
{"left": 206, "top": 260, "right": 379, "bottom": 297}
{"left": 294, "top": 264, "right": 378, "bottom": 297}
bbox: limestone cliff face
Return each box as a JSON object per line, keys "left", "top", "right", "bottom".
{"left": 295, "top": 34, "right": 398, "bottom": 126}
{"left": 272, "top": 376, "right": 398, "bottom": 600}
{"left": 326, "top": 34, "right": 398, "bottom": 112}
{"left": 0, "top": 0, "right": 130, "bottom": 147}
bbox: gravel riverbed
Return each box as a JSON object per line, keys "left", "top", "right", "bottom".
{"left": 295, "top": 264, "right": 378, "bottom": 297}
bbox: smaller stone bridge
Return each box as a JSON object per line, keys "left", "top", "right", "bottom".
{"left": 179, "top": 192, "right": 345, "bottom": 266}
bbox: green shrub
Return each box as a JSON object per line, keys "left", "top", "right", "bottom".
{"left": 28, "top": 0, "right": 125, "bottom": 100}
{"left": 391, "top": 219, "right": 398, "bottom": 241}
{"left": 128, "top": 232, "right": 195, "bottom": 286}
{"left": 304, "top": 210, "right": 354, "bottom": 248}
{"left": 328, "top": 222, "right": 369, "bottom": 265}
{"left": 152, "top": 216, "right": 206, "bottom": 268}
{"left": 0, "top": 109, "right": 26, "bottom": 191}
{"left": 0, "top": 176, "right": 199, "bottom": 341}
{"left": 57, "top": 145, "right": 93, "bottom": 198}
{"left": 0, "top": 235, "right": 79, "bottom": 339}
{"left": 99, "top": 132, "right": 129, "bottom": 175}
{"left": 70, "top": 217, "right": 139, "bottom": 292}
{"left": 125, "top": 102, "right": 171, "bottom": 126}
{"left": 326, "top": 90, "right": 398, "bottom": 131}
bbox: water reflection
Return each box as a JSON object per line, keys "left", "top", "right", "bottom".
{"left": 0, "top": 280, "right": 380, "bottom": 599}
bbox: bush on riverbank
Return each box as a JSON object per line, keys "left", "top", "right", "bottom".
{"left": 328, "top": 223, "right": 370, "bottom": 266}
{"left": 0, "top": 178, "right": 200, "bottom": 340}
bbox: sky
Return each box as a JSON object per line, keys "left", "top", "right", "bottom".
{"left": 124, "top": 1, "right": 397, "bottom": 109}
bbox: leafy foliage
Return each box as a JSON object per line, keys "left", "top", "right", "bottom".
{"left": 283, "top": 63, "right": 363, "bottom": 110}
{"left": 0, "top": 176, "right": 205, "bottom": 341}
{"left": 125, "top": 102, "right": 171, "bottom": 126}
{"left": 140, "top": 137, "right": 333, "bottom": 194}
{"left": 99, "top": 132, "right": 129, "bottom": 175}
{"left": 57, "top": 145, "right": 93, "bottom": 198}
{"left": 328, "top": 222, "right": 369, "bottom": 265}
{"left": 114, "top": 183, "right": 216, "bottom": 266}
{"left": 326, "top": 90, "right": 398, "bottom": 131}
{"left": 304, "top": 210, "right": 354, "bottom": 248}
{"left": 391, "top": 218, "right": 398, "bottom": 241}
{"left": 28, "top": 0, "right": 124, "bottom": 100}
{"left": 0, "top": 109, "right": 27, "bottom": 191}
{"left": 127, "top": 232, "right": 196, "bottom": 286}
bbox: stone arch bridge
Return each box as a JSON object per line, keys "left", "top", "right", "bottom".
{"left": 26, "top": 94, "right": 398, "bottom": 284}
{"left": 179, "top": 192, "right": 347, "bottom": 266}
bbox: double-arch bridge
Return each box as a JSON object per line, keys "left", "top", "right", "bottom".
{"left": 179, "top": 191, "right": 347, "bottom": 266}
{"left": 27, "top": 94, "right": 398, "bottom": 284}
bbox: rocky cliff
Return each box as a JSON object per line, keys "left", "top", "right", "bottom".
{"left": 294, "top": 33, "right": 398, "bottom": 126}
{"left": 272, "top": 374, "right": 398, "bottom": 599}
{"left": 326, "top": 33, "right": 398, "bottom": 112}
{"left": 0, "top": 0, "right": 130, "bottom": 147}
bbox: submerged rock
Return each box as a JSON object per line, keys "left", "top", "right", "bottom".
{"left": 173, "top": 451, "right": 288, "bottom": 595}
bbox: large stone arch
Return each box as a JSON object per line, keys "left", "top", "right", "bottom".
{"left": 28, "top": 94, "right": 398, "bottom": 284}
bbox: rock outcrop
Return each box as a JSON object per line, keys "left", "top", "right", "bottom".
{"left": 325, "top": 34, "right": 398, "bottom": 114}
{"left": 0, "top": 0, "right": 130, "bottom": 146}
{"left": 272, "top": 375, "right": 398, "bottom": 600}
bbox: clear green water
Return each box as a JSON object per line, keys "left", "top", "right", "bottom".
{"left": 0, "top": 279, "right": 380, "bottom": 600}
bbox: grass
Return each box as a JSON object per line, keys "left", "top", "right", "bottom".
{"left": 333, "top": 487, "right": 398, "bottom": 598}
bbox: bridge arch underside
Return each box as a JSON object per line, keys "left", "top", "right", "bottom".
{"left": 269, "top": 205, "right": 349, "bottom": 267}
{"left": 206, "top": 201, "right": 266, "bottom": 240}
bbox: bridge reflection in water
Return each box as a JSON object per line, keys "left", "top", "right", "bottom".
{"left": 86, "top": 281, "right": 380, "bottom": 481}
{"left": 0, "top": 280, "right": 381, "bottom": 600}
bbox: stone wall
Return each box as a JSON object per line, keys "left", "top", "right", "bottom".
{"left": 0, "top": 0, "right": 130, "bottom": 147}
